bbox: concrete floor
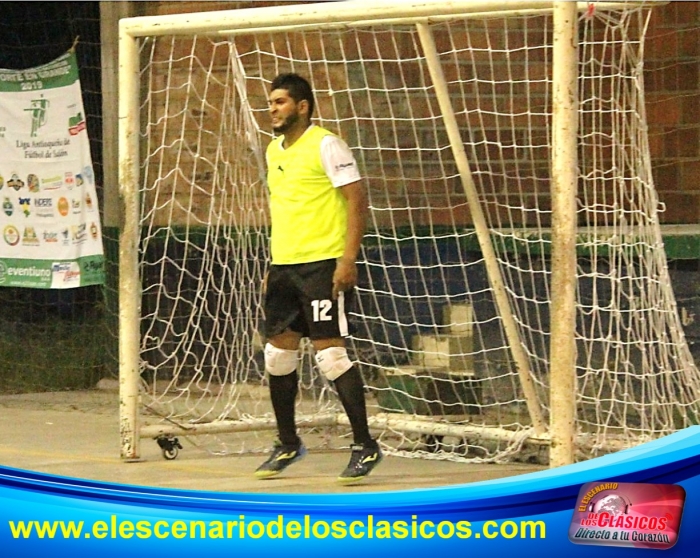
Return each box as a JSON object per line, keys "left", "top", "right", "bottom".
{"left": 0, "top": 390, "right": 544, "bottom": 494}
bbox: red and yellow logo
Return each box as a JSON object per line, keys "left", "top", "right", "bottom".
{"left": 569, "top": 482, "right": 685, "bottom": 550}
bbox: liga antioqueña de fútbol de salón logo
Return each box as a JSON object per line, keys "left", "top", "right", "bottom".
{"left": 569, "top": 482, "right": 685, "bottom": 550}
{"left": 25, "top": 96, "right": 49, "bottom": 137}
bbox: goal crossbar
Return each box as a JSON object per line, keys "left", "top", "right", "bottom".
{"left": 119, "top": 1, "right": 648, "bottom": 37}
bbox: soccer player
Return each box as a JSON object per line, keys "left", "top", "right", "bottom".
{"left": 255, "top": 73, "right": 382, "bottom": 483}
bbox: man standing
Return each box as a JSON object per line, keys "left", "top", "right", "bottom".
{"left": 255, "top": 73, "right": 382, "bottom": 484}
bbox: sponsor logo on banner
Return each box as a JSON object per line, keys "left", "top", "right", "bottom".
{"left": 34, "top": 197, "right": 54, "bottom": 218}
{"left": 22, "top": 226, "right": 40, "bottom": 246}
{"left": 51, "top": 261, "right": 81, "bottom": 288}
{"left": 71, "top": 223, "right": 86, "bottom": 244}
{"left": 7, "top": 173, "right": 24, "bottom": 190}
{"left": 43, "top": 230, "right": 59, "bottom": 243}
{"left": 0, "top": 263, "right": 50, "bottom": 284}
{"left": 3, "top": 197, "right": 13, "bottom": 216}
{"left": 19, "top": 197, "right": 31, "bottom": 217}
{"left": 569, "top": 482, "right": 685, "bottom": 550}
{"left": 83, "top": 259, "right": 103, "bottom": 274}
{"left": 64, "top": 171, "right": 75, "bottom": 190}
{"left": 3, "top": 224, "right": 20, "bottom": 246}
{"left": 57, "top": 197, "right": 69, "bottom": 216}
{"left": 68, "top": 111, "right": 86, "bottom": 136}
{"left": 41, "top": 174, "right": 63, "bottom": 190}
{"left": 27, "top": 173, "right": 40, "bottom": 192}
{"left": 82, "top": 165, "right": 94, "bottom": 184}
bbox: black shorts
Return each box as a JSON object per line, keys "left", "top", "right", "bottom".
{"left": 263, "top": 259, "right": 355, "bottom": 340}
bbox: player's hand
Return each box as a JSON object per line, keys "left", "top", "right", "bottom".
{"left": 332, "top": 258, "right": 357, "bottom": 299}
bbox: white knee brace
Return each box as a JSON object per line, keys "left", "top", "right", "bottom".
{"left": 264, "top": 343, "right": 299, "bottom": 376}
{"left": 315, "top": 346, "right": 353, "bottom": 381}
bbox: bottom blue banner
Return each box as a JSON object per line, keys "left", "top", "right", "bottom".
{"left": 3, "top": 426, "right": 700, "bottom": 556}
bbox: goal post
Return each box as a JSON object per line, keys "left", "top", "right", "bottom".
{"left": 118, "top": 18, "right": 142, "bottom": 461}
{"left": 118, "top": 0, "right": 698, "bottom": 465}
{"left": 549, "top": 1, "right": 579, "bottom": 466}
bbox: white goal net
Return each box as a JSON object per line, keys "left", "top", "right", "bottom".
{"left": 118, "top": 1, "right": 700, "bottom": 464}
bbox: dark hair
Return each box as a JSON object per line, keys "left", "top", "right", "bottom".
{"left": 270, "top": 73, "right": 315, "bottom": 118}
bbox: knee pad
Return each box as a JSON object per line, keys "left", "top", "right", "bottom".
{"left": 264, "top": 343, "right": 299, "bottom": 376}
{"left": 315, "top": 346, "right": 353, "bottom": 381}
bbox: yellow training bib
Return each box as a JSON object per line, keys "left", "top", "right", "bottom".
{"left": 266, "top": 126, "right": 348, "bottom": 264}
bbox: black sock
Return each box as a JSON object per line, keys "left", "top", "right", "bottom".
{"left": 268, "top": 372, "right": 300, "bottom": 446}
{"left": 333, "top": 366, "right": 372, "bottom": 445}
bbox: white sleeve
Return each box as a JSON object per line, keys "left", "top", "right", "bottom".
{"left": 320, "top": 135, "right": 362, "bottom": 187}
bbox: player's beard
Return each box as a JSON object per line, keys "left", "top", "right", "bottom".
{"left": 272, "top": 110, "right": 300, "bottom": 135}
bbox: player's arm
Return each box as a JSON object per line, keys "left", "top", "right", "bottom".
{"left": 320, "top": 134, "right": 367, "bottom": 298}
{"left": 262, "top": 146, "right": 272, "bottom": 295}
{"left": 333, "top": 180, "right": 367, "bottom": 299}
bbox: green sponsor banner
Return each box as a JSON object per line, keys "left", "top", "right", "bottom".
{"left": 0, "top": 51, "right": 104, "bottom": 288}
{"left": 0, "top": 255, "right": 105, "bottom": 289}
{"left": 0, "top": 51, "right": 79, "bottom": 94}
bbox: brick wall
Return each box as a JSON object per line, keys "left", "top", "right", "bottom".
{"left": 646, "top": 1, "right": 700, "bottom": 224}
{"left": 140, "top": 1, "right": 700, "bottom": 229}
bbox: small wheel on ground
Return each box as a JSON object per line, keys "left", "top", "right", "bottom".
{"left": 156, "top": 436, "right": 183, "bottom": 460}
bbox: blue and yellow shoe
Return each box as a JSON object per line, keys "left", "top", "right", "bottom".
{"left": 337, "top": 439, "right": 383, "bottom": 484}
{"left": 255, "top": 440, "right": 307, "bottom": 479}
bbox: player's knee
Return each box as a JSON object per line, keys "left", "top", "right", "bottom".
{"left": 315, "top": 346, "right": 353, "bottom": 381}
{"left": 264, "top": 343, "right": 299, "bottom": 376}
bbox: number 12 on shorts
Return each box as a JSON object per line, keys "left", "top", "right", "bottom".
{"left": 311, "top": 299, "right": 333, "bottom": 322}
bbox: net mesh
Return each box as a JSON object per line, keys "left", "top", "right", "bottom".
{"left": 134, "top": 5, "right": 699, "bottom": 462}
